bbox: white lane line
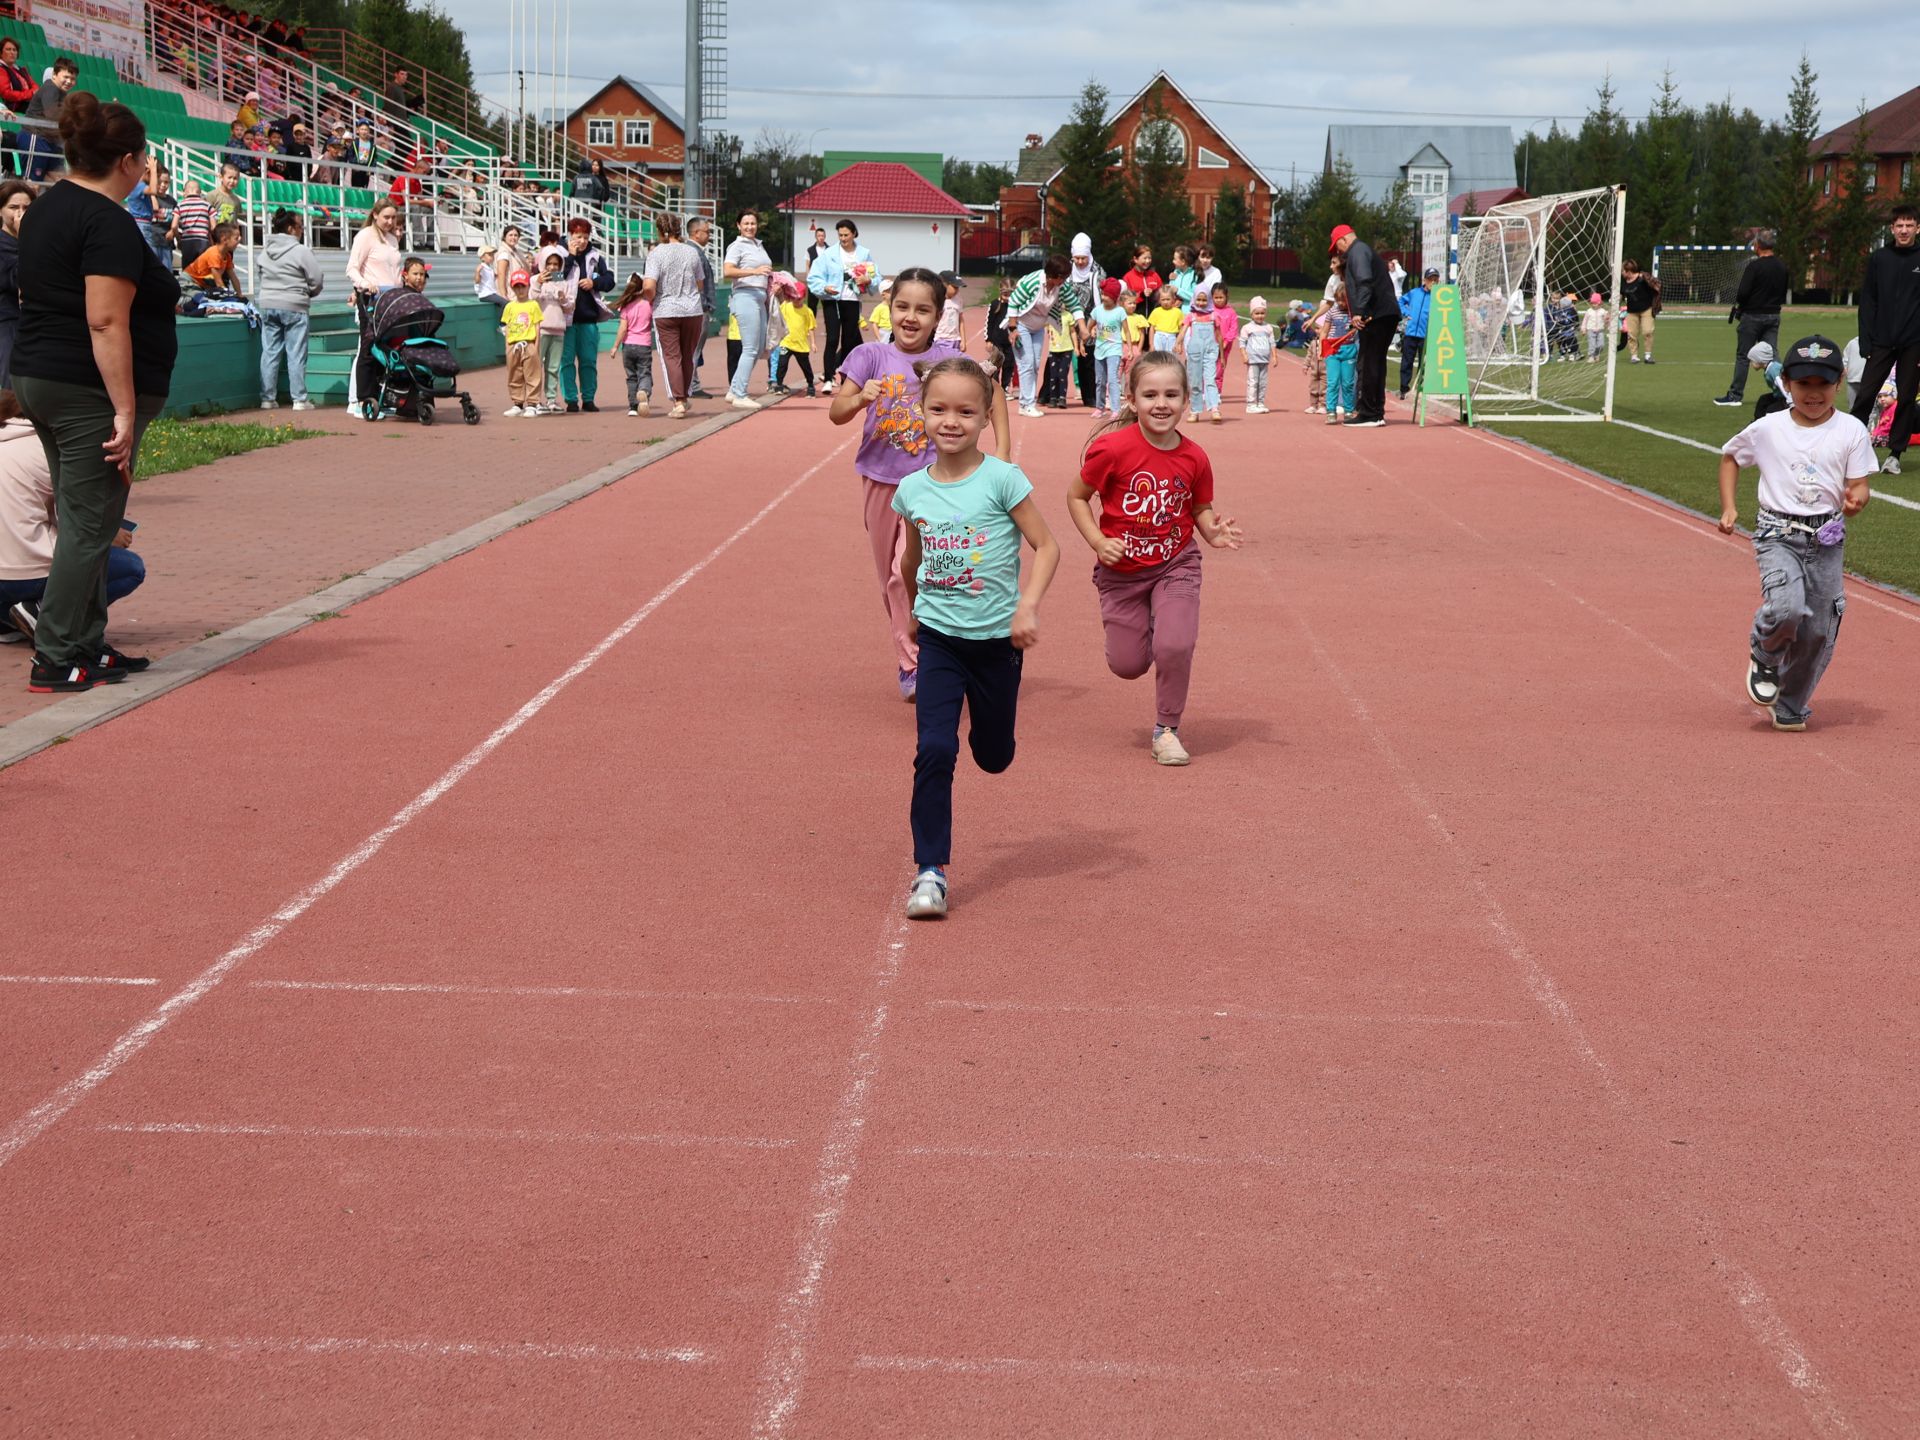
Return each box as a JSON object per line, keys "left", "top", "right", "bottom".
{"left": 0, "top": 437, "right": 855, "bottom": 1175}
{"left": 0, "top": 975, "right": 160, "bottom": 987}
{"left": 925, "top": 997, "right": 1517, "bottom": 1027}
{"left": 891, "top": 1144, "right": 1558, "bottom": 1179}
{"left": 94, "top": 1120, "right": 793, "bottom": 1152}
{"left": 1463, "top": 425, "right": 1920, "bottom": 629}
{"left": 252, "top": 979, "right": 842, "bottom": 1006}
{"left": 0, "top": 1331, "right": 712, "bottom": 1365}
{"left": 750, "top": 904, "right": 915, "bottom": 1440}
{"left": 857, "top": 1351, "right": 1266, "bottom": 1382}
{"left": 1267, "top": 567, "right": 1857, "bottom": 1440}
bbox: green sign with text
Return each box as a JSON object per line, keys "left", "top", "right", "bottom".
{"left": 1416, "top": 283, "right": 1471, "bottom": 425}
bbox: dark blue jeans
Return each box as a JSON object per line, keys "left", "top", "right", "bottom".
{"left": 0, "top": 547, "right": 146, "bottom": 613}
{"left": 911, "top": 623, "right": 1023, "bottom": 867}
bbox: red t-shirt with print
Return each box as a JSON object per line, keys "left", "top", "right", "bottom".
{"left": 1079, "top": 426, "right": 1214, "bottom": 572}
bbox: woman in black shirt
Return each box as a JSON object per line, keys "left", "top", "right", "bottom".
{"left": 12, "top": 91, "right": 178, "bottom": 692}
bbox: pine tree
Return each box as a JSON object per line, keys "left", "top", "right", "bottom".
{"left": 1368, "top": 179, "right": 1416, "bottom": 253}
{"left": 1694, "top": 98, "right": 1745, "bottom": 243}
{"left": 1128, "top": 87, "right": 1194, "bottom": 265}
{"left": 1301, "top": 159, "right": 1365, "bottom": 285}
{"left": 1210, "top": 182, "right": 1251, "bottom": 281}
{"left": 1576, "top": 72, "right": 1628, "bottom": 191}
{"left": 1822, "top": 108, "right": 1882, "bottom": 303}
{"left": 1768, "top": 54, "right": 1823, "bottom": 298}
{"left": 1633, "top": 67, "right": 1693, "bottom": 258}
{"left": 1051, "top": 80, "right": 1131, "bottom": 273}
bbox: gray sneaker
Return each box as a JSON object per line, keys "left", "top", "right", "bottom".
{"left": 905, "top": 868, "right": 948, "bottom": 920}
{"left": 1883, "top": 454, "right": 1903, "bottom": 476}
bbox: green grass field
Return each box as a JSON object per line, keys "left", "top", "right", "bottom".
{"left": 136, "top": 418, "right": 323, "bottom": 480}
{"left": 1464, "top": 307, "right": 1920, "bottom": 597}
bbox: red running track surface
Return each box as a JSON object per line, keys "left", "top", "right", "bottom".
{"left": 1, "top": 390, "right": 1916, "bottom": 1438}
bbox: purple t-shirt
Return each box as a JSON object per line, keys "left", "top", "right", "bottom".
{"left": 839, "top": 339, "right": 962, "bottom": 484}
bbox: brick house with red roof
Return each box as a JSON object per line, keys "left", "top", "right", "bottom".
{"left": 1809, "top": 84, "right": 1920, "bottom": 210}
{"left": 564, "top": 76, "right": 687, "bottom": 200}
{"left": 780, "top": 161, "right": 974, "bottom": 276}
{"left": 995, "top": 72, "right": 1278, "bottom": 248}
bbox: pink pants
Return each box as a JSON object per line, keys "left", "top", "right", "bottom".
{"left": 1092, "top": 543, "right": 1202, "bottom": 728}
{"left": 863, "top": 476, "right": 919, "bottom": 673}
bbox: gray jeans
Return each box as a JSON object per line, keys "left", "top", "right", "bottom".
{"left": 1751, "top": 518, "right": 1846, "bottom": 723}
{"left": 1728, "top": 312, "right": 1780, "bottom": 400}
{"left": 1247, "top": 360, "right": 1270, "bottom": 405}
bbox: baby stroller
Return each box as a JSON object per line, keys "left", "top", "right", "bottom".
{"left": 362, "top": 287, "right": 480, "bottom": 425}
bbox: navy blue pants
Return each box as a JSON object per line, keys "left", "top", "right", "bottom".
{"left": 912, "top": 623, "right": 1023, "bottom": 867}
{"left": 0, "top": 547, "right": 145, "bottom": 612}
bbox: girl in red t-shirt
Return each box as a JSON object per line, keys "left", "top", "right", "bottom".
{"left": 1066, "top": 352, "right": 1244, "bottom": 766}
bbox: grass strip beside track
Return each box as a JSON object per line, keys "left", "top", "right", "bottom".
{"left": 137, "top": 418, "right": 323, "bottom": 480}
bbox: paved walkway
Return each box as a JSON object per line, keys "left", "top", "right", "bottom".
{"left": 0, "top": 336, "right": 748, "bottom": 730}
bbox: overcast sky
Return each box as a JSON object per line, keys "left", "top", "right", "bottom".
{"left": 464, "top": 1, "right": 1908, "bottom": 183}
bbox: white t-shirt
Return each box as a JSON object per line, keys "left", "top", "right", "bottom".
{"left": 1722, "top": 408, "right": 1877, "bottom": 515}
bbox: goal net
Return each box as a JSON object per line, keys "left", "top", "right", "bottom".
{"left": 1651, "top": 245, "right": 1750, "bottom": 309}
{"left": 1454, "top": 186, "right": 1626, "bottom": 421}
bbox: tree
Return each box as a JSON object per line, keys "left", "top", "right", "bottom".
{"left": 1822, "top": 107, "right": 1882, "bottom": 302}
{"left": 942, "top": 158, "right": 1015, "bottom": 207}
{"left": 1634, "top": 67, "right": 1692, "bottom": 257}
{"left": 1127, "top": 87, "right": 1193, "bottom": 265}
{"left": 1694, "top": 98, "right": 1746, "bottom": 243}
{"left": 1051, "top": 80, "right": 1131, "bottom": 273}
{"left": 1768, "top": 54, "right": 1823, "bottom": 297}
{"left": 1299, "top": 158, "right": 1366, "bottom": 285}
{"left": 1368, "top": 179, "right": 1416, "bottom": 255}
{"left": 1576, "top": 71, "right": 1629, "bottom": 191}
{"left": 1210, "top": 181, "right": 1251, "bottom": 281}
{"left": 1520, "top": 120, "right": 1578, "bottom": 195}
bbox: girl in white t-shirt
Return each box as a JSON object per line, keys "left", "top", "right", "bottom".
{"left": 1717, "top": 335, "right": 1876, "bottom": 731}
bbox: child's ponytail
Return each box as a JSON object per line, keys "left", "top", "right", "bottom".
{"left": 613, "top": 271, "right": 646, "bottom": 310}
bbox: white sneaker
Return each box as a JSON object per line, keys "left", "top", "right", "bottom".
{"left": 626, "top": 407, "right": 638, "bottom": 416}
{"left": 521, "top": 406, "right": 541, "bottom": 417}
{"left": 905, "top": 868, "right": 948, "bottom": 920}
{"left": 1151, "top": 727, "right": 1191, "bottom": 767}
{"left": 503, "top": 405, "right": 523, "bottom": 417}
{"left": 259, "top": 399, "right": 279, "bottom": 410}
{"left": 727, "top": 393, "right": 762, "bottom": 410}
{"left": 291, "top": 400, "right": 315, "bottom": 411}
{"left": 1883, "top": 454, "right": 1902, "bottom": 476}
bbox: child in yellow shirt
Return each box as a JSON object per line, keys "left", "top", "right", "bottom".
{"left": 1043, "top": 304, "right": 1075, "bottom": 406}
{"left": 500, "top": 271, "right": 543, "bottom": 416}
{"left": 1146, "top": 285, "right": 1183, "bottom": 353}
{"left": 774, "top": 282, "right": 817, "bottom": 397}
{"left": 1121, "top": 288, "right": 1149, "bottom": 375}
{"left": 863, "top": 281, "right": 893, "bottom": 344}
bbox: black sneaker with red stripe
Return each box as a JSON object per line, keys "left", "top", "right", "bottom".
{"left": 28, "top": 654, "right": 120, "bottom": 692}
{"left": 96, "top": 644, "right": 150, "bottom": 675}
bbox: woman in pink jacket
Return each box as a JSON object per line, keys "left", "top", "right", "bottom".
{"left": 344, "top": 199, "right": 402, "bottom": 413}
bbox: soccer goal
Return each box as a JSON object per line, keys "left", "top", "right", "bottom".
{"left": 1651, "top": 245, "right": 1750, "bottom": 309}
{"left": 1454, "top": 185, "right": 1627, "bottom": 421}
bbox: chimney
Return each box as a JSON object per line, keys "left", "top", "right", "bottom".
{"left": 1024, "top": 133, "right": 1043, "bottom": 149}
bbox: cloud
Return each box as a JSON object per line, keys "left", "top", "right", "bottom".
{"left": 456, "top": 0, "right": 1909, "bottom": 182}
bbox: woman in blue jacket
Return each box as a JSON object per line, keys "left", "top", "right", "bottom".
{"left": 807, "top": 218, "right": 878, "bottom": 381}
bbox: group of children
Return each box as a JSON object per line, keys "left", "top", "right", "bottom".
{"left": 825, "top": 264, "right": 1243, "bottom": 920}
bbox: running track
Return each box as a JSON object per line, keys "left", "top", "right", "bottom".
{"left": 2, "top": 387, "right": 1916, "bottom": 1437}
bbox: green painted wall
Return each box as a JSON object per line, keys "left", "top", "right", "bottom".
{"left": 821, "top": 152, "right": 944, "bottom": 188}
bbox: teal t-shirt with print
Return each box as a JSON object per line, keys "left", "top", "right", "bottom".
{"left": 891, "top": 455, "right": 1034, "bottom": 640}
{"left": 1091, "top": 303, "right": 1126, "bottom": 360}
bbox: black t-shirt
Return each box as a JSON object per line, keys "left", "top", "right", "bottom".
{"left": 1622, "top": 275, "right": 1657, "bottom": 314}
{"left": 1736, "top": 254, "right": 1790, "bottom": 313}
{"left": 14, "top": 179, "right": 180, "bottom": 397}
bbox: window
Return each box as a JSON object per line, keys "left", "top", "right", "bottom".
{"left": 1862, "top": 163, "right": 1877, "bottom": 193}
{"left": 1805, "top": 164, "right": 1814, "bottom": 185}
{"left": 1196, "top": 145, "right": 1229, "bottom": 170}
{"left": 623, "top": 119, "right": 652, "bottom": 149}
{"left": 1904, "top": 159, "right": 1914, "bottom": 191}
{"left": 1135, "top": 118, "right": 1186, "bottom": 167}
{"left": 1407, "top": 166, "right": 1448, "bottom": 196}
{"left": 1823, "top": 162, "right": 1832, "bottom": 196}
{"left": 586, "top": 118, "right": 613, "bottom": 147}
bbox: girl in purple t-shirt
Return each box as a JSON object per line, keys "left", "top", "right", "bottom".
{"left": 829, "top": 266, "right": 1011, "bottom": 700}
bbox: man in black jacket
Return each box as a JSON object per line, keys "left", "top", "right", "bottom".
{"left": 1331, "top": 223, "right": 1402, "bottom": 426}
{"left": 1849, "top": 204, "right": 1920, "bottom": 475}
{"left": 1714, "top": 230, "right": 1789, "bottom": 406}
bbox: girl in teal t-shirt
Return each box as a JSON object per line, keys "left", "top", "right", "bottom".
{"left": 891, "top": 356, "right": 1060, "bottom": 921}
{"left": 1090, "top": 280, "right": 1128, "bottom": 417}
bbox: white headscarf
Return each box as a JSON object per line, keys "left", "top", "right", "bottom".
{"left": 1069, "top": 232, "right": 1095, "bottom": 282}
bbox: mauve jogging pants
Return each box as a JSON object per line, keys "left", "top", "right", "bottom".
{"left": 1092, "top": 543, "right": 1202, "bottom": 728}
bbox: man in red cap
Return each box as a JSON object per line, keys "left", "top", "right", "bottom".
{"left": 1330, "top": 224, "right": 1401, "bottom": 427}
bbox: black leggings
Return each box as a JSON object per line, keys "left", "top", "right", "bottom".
{"left": 776, "top": 350, "right": 816, "bottom": 390}
{"left": 822, "top": 298, "right": 863, "bottom": 381}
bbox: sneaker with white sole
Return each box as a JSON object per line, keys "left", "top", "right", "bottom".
{"left": 727, "top": 393, "right": 762, "bottom": 410}
{"left": 1151, "top": 726, "right": 1190, "bottom": 766}
{"left": 1019, "top": 405, "right": 1045, "bottom": 418}
{"left": 1771, "top": 707, "right": 1807, "bottom": 732}
{"left": 1745, "top": 657, "right": 1780, "bottom": 709}
{"left": 259, "top": 399, "right": 279, "bottom": 410}
{"left": 905, "top": 867, "right": 948, "bottom": 920}
{"left": 503, "top": 405, "right": 524, "bottom": 417}
{"left": 291, "top": 400, "right": 316, "bottom": 411}
{"left": 670, "top": 401, "right": 688, "bottom": 419}
{"left": 8, "top": 598, "right": 37, "bottom": 640}
{"left": 1884, "top": 454, "right": 1903, "bottom": 476}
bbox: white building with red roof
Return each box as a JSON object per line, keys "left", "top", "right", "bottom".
{"left": 780, "top": 161, "right": 974, "bottom": 279}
